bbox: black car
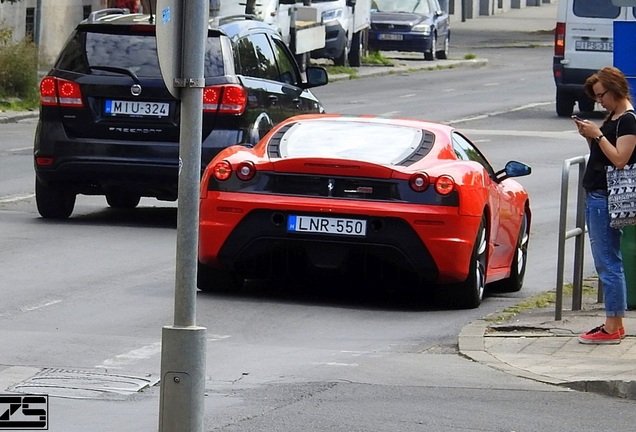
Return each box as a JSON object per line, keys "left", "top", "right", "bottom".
{"left": 368, "top": 0, "right": 450, "bottom": 61}
{"left": 34, "top": 8, "right": 328, "bottom": 219}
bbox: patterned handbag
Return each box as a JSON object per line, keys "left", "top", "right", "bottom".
{"left": 606, "top": 163, "right": 636, "bottom": 228}
{"left": 606, "top": 111, "right": 636, "bottom": 228}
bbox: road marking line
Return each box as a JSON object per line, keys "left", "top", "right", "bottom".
{"left": 0, "top": 193, "right": 34, "bottom": 203}
{"left": 97, "top": 342, "right": 162, "bottom": 369}
{"left": 20, "top": 299, "right": 62, "bottom": 312}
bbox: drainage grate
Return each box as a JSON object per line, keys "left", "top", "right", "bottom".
{"left": 9, "top": 368, "right": 159, "bottom": 400}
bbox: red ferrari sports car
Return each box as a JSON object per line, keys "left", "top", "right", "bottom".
{"left": 198, "top": 114, "right": 531, "bottom": 308}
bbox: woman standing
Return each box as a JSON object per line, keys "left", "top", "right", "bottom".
{"left": 574, "top": 66, "right": 636, "bottom": 344}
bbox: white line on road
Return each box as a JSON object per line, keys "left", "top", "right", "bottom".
{"left": 97, "top": 342, "right": 162, "bottom": 369}
{"left": 20, "top": 299, "right": 62, "bottom": 312}
{"left": 0, "top": 193, "right": 34, "bottom": 203}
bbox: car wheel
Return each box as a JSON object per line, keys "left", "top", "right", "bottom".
{"left": 491, "top": 210, "right": 529, "bottom": 293}
{"left": 450, "top": 216, "right": 488, "bottom": 309}
{"left": 197, "top": 262, "right": 242, "bottom": 293}
{"left": 35, "top": 178, "right": 76, "bottom": 219}
{"left": 348, "top": 31, "right": 363, "bottom": 67}
{"left": 556, "top": 89, "right": 575, "bottom": 117}
{"left": 424, "top": 34, "right": 436, "bottom": 61}
{"left": 106, "top": 192, "right": 141, "bottom": 209}
{"left": 435, "top": 34, "right": 449, "bottom": 60}
{"left": 578, "top": 97, "right": 595, "bottom": 113}
{"left": 334, "top": 39, "right": 350, "bottom": 67}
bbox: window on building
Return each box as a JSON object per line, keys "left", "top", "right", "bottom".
{"left": 83, "top": 6, "right": 92, "bottom": 19}
{"left": 25, "top": 8, "right": 35, "bottom": 42}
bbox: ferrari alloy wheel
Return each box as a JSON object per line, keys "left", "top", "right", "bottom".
{"left": 455, "top": 217, "right": 488, "bottom": 309}
{"left": 197, "top": 262, "right": 242, "bottom": 293}
{"left": 492, "top": 210, "right": 529, "bottom": 293}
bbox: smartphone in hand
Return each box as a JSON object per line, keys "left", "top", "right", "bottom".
{"left": 571, "top": 115, "right": 585, "bottom": 122}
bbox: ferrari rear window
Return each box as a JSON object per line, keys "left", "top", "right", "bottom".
{"left": 275, "top": 120, "right": 430, "bottom": 165}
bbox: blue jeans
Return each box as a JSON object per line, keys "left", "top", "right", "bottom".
{"left": 586, "top": 191, "right": 627, "bottom": 317}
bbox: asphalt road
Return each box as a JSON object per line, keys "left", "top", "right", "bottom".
{"left": 1, "top": 19, "right": 633, "bottom": 432}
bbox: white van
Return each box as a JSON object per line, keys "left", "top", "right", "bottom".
{"left": 553, "top": 0, "right": 636, "bottom": 117}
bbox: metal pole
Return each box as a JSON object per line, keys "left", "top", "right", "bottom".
{"left": 571, "top": 161, "right": 587, "bottom": 310}
{"left": 158, "top": 0, "right": 208, "bottom": 431}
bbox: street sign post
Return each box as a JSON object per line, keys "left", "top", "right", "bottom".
{"left": 156, "top": 1, "right": 208, "bottom": 431}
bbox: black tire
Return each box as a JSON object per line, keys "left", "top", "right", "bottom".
{"left": 424, "top": 34, "right": 436, "bottom": 61}
{"left": 491, "top": 210, "right": 529, "bottom": 293}
{"left": 435, "top": 34, "right": 449, "bottom": 60}
{"left": 35, "top": 178, "right": 76, "bottom": 219}
{"left": 578, "top": 97, "right": 595, "bottom": 113}
{"left": 556, "top": 89, "right": 575, "bottom": 117}
{"left": 106, "top": 192, "right": 141, "bottom": 209}
{"left": 333, "top": 38, "right": 349, "bottom": 67}
{"left": 197, "top": 262, "right": 242, "bottom": 293}
{"left": 349, "top": 31, "right": 363, "bottom": 67}
{"left": 442, "top": 216, "right": 488, "bottom": 309}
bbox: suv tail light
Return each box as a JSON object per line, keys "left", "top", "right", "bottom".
{"left": 40, "top": 77, "right": 84, "bottom": 108}
{"left": 203, "top": 84, "right": 247, "bottom": 115}
{"left": 554, "top": 22, "right": 565, "bottom": 57}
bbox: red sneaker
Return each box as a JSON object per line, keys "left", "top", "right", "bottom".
{"left": 578, "top": 326, "right": 621, "bottom": 344}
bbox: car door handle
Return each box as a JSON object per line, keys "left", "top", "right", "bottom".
{"left": 292, "top": 98, "right": 301, "bottom": 108}
{"left": 268, "top": 95, "right": 278, "bottom": 106}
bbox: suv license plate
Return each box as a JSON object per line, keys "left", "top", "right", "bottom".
{"left": 105, "top": 100, "right": 169, "bottom": 117}
{"left": 378, "top": 34, "right": 403, "bottom": 41}
{"left": 287, "top": 215, "right": 366, "bottom": 237}
{"left": 574, "top": 40, "right": 613, "bottom": 52}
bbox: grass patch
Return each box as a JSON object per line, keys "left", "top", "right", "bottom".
{"left": 325, "top": 65, "right": 358, "bottom": 79}
{"left": 362, "top": 50, "right": 394, "bottom": 66}
{"left": 483, "top": 278, "right": 600, "bottom": 324}
{"left": 463, "top": 53, "right": 477, "bottom": 60}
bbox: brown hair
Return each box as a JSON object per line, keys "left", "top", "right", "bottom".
{"left": 584, "top": 66, "right": 632, "bottom": 103}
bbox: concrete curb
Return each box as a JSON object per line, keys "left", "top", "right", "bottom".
{"left": 458, "top": 319, "right": 636, "bottom": 400}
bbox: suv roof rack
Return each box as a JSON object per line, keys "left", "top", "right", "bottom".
{"left": 86, "top": 8, "right": 130, "bottom": 23}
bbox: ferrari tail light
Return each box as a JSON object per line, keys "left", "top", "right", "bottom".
{"left": 203, "top": 84, "right": 247, "bottom": 115}
{"left": 554, "top": 22, "right": 565, "bottom": 57}
{"left": 212, "top": 161, "right": 232, "bottom": 181}
{"left": 435, "top": 175, "right": 455, "bottom": 195}
{"left": 40, "top": 77, "right": 84, "bottom": 107}
{"left": 409, "top": 172, "right": 430, "bottom": 192}
{"left": 236, "top": 161, "right": 256, "bottom": 181}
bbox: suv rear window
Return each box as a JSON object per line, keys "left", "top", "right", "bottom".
{"left": 55, "top": 29, "right": 226, "bottom": 78}
{"left": 573, "top": 0, "right": 620, "bottom": 19}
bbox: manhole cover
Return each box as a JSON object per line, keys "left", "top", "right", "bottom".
{"left": 9, "top": 368, "right": 159, "bottom": 400}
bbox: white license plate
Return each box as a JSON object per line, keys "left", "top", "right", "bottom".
{"left": 575, "top": 40, "right": 613, "bottom": 52}
{"left": 104, "top": 100, "right": 169, "bottom": 117}
{"left": 378, "top": 34, "right": 403, "bottom": 41}
{"left": 287, "top": 215, "right": 367, "bottom": 237}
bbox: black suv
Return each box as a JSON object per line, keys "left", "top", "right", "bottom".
{"left": 34, "top": 8, "right": 328, "bottom": 219}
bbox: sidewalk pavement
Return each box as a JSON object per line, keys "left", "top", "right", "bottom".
{"left": 11, "top": 0, "right": 633, "bottom": 403}
{"left": 459, "top": 292, "right": 636, "bottom": 400}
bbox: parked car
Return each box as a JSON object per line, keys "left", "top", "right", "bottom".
{"left": 33, "top": 8, "right": 328, "bottom": 219}
{"left": 368, "top": 0, "right": 450, "bottom": 61}
{"left": 197, "top": 114, "right": 532, "bottom": 309}
{"left": 553, "top": 0, "right": 636, "bottom": 117}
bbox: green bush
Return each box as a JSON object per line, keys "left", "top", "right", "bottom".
{"left": 0, "top": 26, "right": 38, "bottom": 108}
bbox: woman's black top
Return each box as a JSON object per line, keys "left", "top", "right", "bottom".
{"left": 583, "top": 110, "right": 636, "bottom": 192}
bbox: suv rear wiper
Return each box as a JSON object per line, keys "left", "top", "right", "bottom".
{"left": 89, "top": 65, "right": 141, "bottom": 84}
